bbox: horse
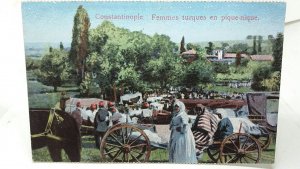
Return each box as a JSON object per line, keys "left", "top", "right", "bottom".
{"left": 29, "top": 108, "right": 81, "bottom": 162}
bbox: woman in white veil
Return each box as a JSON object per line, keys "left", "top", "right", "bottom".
{"left": 168, "top": 100, "right": 197, "bottom": 163}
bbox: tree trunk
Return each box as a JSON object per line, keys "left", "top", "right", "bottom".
{"left": 54, "top": 85, "right": 58, "bottom": 92}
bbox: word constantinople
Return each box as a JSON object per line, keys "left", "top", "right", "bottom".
{"left": 95, "top": 14, "right": 144, "bottom": 21}
{"left": 94, "top": 13, "right": 259, "bottom": 22}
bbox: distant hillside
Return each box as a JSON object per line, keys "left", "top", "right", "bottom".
{"left": 25, "top": 42, "right": 70, "bottom": 57}
{"left": 193, "top": 39, "right": 273, "bottom": 55}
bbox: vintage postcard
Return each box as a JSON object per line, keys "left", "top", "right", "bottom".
{"left": 22, "top": 1, "right": 286, "bottom": 164}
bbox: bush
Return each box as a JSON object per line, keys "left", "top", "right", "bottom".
{"left": 251, "top": 65, "right": 272, "bottom": 91}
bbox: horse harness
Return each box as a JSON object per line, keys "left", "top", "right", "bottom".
{"left": 31, "top": 108, "right": 65, "bottom": 141}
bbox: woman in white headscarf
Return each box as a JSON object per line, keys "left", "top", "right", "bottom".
{"left": 168, "top": 100, "right": 197, "bottom": 163}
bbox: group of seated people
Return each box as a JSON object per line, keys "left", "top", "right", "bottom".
{"left": 70, "top": 101, "right": 156, "bottom": 128}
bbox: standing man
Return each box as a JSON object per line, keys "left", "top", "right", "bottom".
{"left": 71, "top": 101, "right": 83, "bottom": 130}
{"left": 94, "top": 101, "right": 112, "bottom": 149}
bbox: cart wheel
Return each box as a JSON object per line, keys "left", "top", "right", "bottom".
{"left": 220, "top": 133, "right": 261, "bottom": 163}
{"left": 207, "top": 146, "right": 220, "bottom": 163}
{"left": 256, "top": 134, "right": 271, "bottom": 150}
{"left": 100, "top": 124, "right": 151, "bottom": 162}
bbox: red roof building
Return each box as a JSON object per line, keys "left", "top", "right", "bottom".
{"left": 250, "top": 55, "right": 273, "bottom": 61}
{"left": 180, "top": 49, "right": 198, "bottom": 63}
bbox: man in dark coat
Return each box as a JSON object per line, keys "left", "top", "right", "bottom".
{"left": 94, "top": 101, "right": 111, "bottom": 149}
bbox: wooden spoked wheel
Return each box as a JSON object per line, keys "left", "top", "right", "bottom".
{"left": 206, "top": 145, "right": 220, "bottom": 163}
{"left": 100, "top": 124, "right": 151, "bottom": 162}
{"left": 220, "top": 133, "right": 261, "bottom": 163}
{"left": 256, "top": 134, "right": 271, "bottom": 150}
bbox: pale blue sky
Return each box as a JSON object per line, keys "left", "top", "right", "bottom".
{"left": 22, "top": 2, "right": 286, "bottom": 44}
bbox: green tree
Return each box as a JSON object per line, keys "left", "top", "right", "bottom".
{"left": 181, "top": 59, "right": 214, "bottom": 88}
{"left": 268, "top": 35, "right": 274, "bottom": 41}
{"left": 36, "top": 49, "right": 70, "bottom": 92}
{"left": 180, "top": 36, "right": 186, "bottom": 54}
{"left": 251, "top": 65, "right": 272, "bottom": 91}
{"left": 69, "top": 5, "right": 90, "bottom": 83}
{"left": 79, "top": 72, "right": 94, "bottom": 96}
{"left": 262, "top": 71, "right": 281, "bottom": 91}
{"left": 117, "top": 66, "right": 141, "bottom": 92}
{"left": 221, "top": 42, "right": 229, "bottom": 50}
{"left": 258, "top": 36, "right": 263, "bottom": 53}
{"left": 49, "top": 46, "right": 53, "bottom": 53}
{"left": 246, "top": 35, "right": 253, "bottom": 40}
{"left": 213, "top": 62, "right": 229, "bottom": 74}
{"left": 205, "top": 42, "right": 214, "bottom": 55}
{"left": 252, "top": 36, "right": 257, "bottom": 55}
{"left": 145, "top": 53, "right": 182, "bottom": 91}
{"left": 59, "top": 42, "right": 64, "bottom": 51}
{"left": 272, "top": 33, "right": 284, "bottom": 72}
{"left": 228, "top": 43, "right": 249, "bottom": 53}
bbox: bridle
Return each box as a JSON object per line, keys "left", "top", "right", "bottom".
{"left": 31, "top": 108, "right": 65, "bottom": 141}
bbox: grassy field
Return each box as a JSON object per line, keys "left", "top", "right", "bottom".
{"left": 32, "top": 135, "right": 276, "bottom": 163}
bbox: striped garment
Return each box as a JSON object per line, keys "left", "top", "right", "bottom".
{"left": 192, "top": 111, "right": 219, "bottom": 152}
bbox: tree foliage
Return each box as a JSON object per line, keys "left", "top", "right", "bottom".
{"left": 252, "top": 36, "right": 257, "bottom": 55}
{"left": 205, "top": 42, "right": 214, "bottom": 55}
{"left": 84, "top": 21, "right": 179, "bottom": 97}
{"left": 213, "top": 62, "right": 230, "bottom": 74}
{"left": 36, "top": 49, "right": 70, "bottom": 92}
{"left": 257, "top": 36, "right": 263, "bottom": 53}
{"left": 272, "top": 33, "right": 284, "bottom": 72}
{"left": 180, "top": 36, "right": 186, "bottom": 54}
{"left": 262, "top": 71, "right": 281, "bottom": 91}
{"left": 180, "top": 59, "right": 214, "bottom": 88}
{"left": 251, "top": 64, "right": 272, "bottom": 91}
{"left": 69, "top": 5, "right": 90, "bottom": 83}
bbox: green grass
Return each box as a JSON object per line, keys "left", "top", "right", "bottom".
{"left": 27, "top": 79, "right": 79, "bottom": 108}
{"left": 32, "top": 135, "right": 276, "bottom": 163}
{"left": 208, "top": 86, "right": 253, "bottom": 94}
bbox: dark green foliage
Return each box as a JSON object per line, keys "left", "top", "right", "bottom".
{"left": 69, "top": 5, "right": 90, "bottom": 82}
{"left": 240, "top": 58, "right": 250, "bottom": 67}
{"left": 49, "top": 46, "right": 53, "bottom": 53}
{"left": 36, "top": 49, "right": 70, "bottom": 92}
{"left": 85, "top": 21, "right": 179, "bottom": 97}
{"left": 272, "top": 33, "right": 284, "bottom": 72}
{"left": 268, "top": 35, "right": 274, "bottom": 41}
{"left": 262, "top": 71, "right": 281, "bottom": 91}
{"left": 252, "top": 36, "right": 257, "bottom": 55}
{"left": 181, "top": 59, "right": 214, "bottom": 88}
{"left": 246, "top": 35, "right": 253, "bottom": 39}
{"left": 205, "top": 42, "right": 214, "bottom": 55}
{"left": 228, "top": 43, "right": 249, "bottom": 53}
{"left": 180, "top": 36, "right": 186, "bottom": 54}
{"left": 60, "top": 42, "right": 64, "bottom": 51}
{"left": 221, "top": 42, "right": 229, "bottom": 49}
{"left": 213, "top": 62, "right": 230, "bottom": 74}
{"left": 258, "top": 36, "right": 263, "bottom": 53}
{"left": 26, "top": 58, "right": 41, "bottom": 70}
{"left": 251, "top": 65, "right": 272, "bottom": 91}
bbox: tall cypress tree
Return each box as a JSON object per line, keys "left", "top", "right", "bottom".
{"left": 69, "top": 5, "right": 90, "bottom": 83}
{"left": 272, "top": 33, "right": 284, "bottom": 72}
{"left": 252, "top": 36, "right": 257, "bottom": 55}
{"left": 60, "top": 42, "right": 64, "bottom": 51}
{"left": 258, "top": 36, "right": 263, "bottom": 53}
{"left": 180, "top": 36, "right": 186, "bottom": 54}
